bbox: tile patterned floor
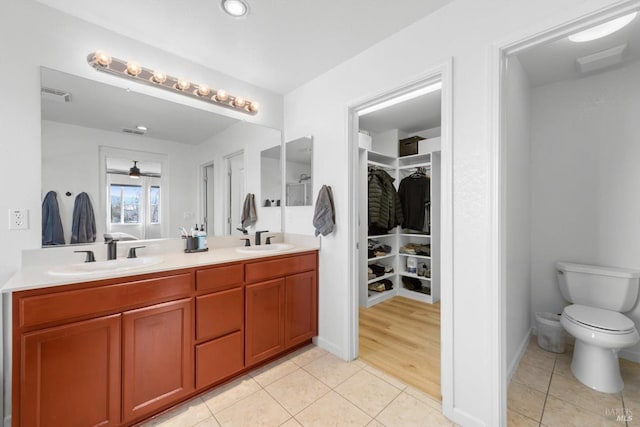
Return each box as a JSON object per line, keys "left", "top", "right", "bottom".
{"left": 508, "top": 336, "right": 640, "bottom": 427}
{"left": 139, "top": 344, "right": 453, "bottom": 426}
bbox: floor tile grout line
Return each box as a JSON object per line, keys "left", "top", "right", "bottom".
{"left": 538, "top": 355, "right": 558, "bottom": 427}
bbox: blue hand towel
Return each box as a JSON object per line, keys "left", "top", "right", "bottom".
{"left": 71, "top": 192, "right": 96, "bottom": 244}
{"left": 42, "top": 191, "right": 65, "bottom": 245}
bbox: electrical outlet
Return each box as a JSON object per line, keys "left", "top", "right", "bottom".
{"left": 9, "top": 209, "right": 29, "bottom": 230}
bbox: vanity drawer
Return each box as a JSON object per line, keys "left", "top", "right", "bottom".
{"left": 196, "top": 331, "right": 244, "bottom": 389}
{"left": 245, "top": 253, "right": 316, "bottom": 283}
{"left": 196, "top": 287, "right": 243, "bottom": 341}
{"left": 196, "top": 264, "right": 244, "bottom": 292}
{"left": 18, "top": 273, "right": 193, "bottom": 329}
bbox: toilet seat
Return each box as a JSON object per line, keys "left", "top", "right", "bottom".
{"left": 563, "top": 304, "right": 636, "bottom": 334}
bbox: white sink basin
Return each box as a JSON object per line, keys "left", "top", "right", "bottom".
{"left": 235, "top": 243, "right": 295, "bottom": 254}
{"left": 48, "top": 256, "right": 163, "bottom": 277}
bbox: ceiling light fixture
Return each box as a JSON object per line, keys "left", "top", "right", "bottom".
{"left": 221, "top": 0, "right": 249, "bottom": 18}
{"left": 568, "top": 11, "right": 638, "bottom": 42}
{"left": 136, "top": 125, "right": 148, "bottom": 132}
{"left": 129, "top": 161, "right": 141, "bottom": 179}
{"left": 358, "top": 81, "right": 443, "bottom": 116}
{"left": 87, "top": 51, "right": 259, "bottom": 115}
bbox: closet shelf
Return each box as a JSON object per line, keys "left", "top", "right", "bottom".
{"left": 367, "top": 272, "right": 395, "bottom": 284}
{"left": 368, "top": 150, "right": 396, "bottom": 164}
{"left": 368, "top": 288, "right": 396, "bottom": 305}
{"left": 398, "top": 253, "right": 431, "bottom": 260}
{"left": 368, "top": 253, "right": 395, "bottom": 262}
{"left": 398, "top": 162, "right": 431, "bottom": 171}
{"left": 368, "top": 234, "right": 395, "bottom": 239}
{"left": 399, "top": 233, "right": 430, "bottom": 237}
{"left": 367, "top": 160, "right": 395, "bottom": 170}
{"left": 398, "top": 272, "right": 431, "bottom": 281}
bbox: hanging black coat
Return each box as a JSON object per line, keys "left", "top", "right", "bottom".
{"left": 398, "top": 173, "right": 430, "bottom": 231}
{"left": 368, "top": 169, "right": 403, "bottom": 233}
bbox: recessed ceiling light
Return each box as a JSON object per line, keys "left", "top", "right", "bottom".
{"left": 568, "top": 11, "right": 638, "bottom": 42}
{"left": 136, "top": 125, "right": 148, "bottom": 132}
{"left": 221, "top": 0, "right": 249, "bottom": 18}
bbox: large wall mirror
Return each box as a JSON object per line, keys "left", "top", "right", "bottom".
{"left": 40, "top": 67, "right": 283, "bottom": 246}
{"left": 285, "top": 136, "right": 313, "bottom": 206}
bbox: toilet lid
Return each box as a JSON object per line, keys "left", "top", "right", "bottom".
{"left": 564, "top": 304, "right": 636, "bottom": 333}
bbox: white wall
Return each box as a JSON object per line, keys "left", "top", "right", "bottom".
{"left": 283, "top": 0, "right": 618, "bottom": 425}
{"left": 41, "top": 120, "right": 197, "bottom": 243}
{"left": 504, "top": 57, "right": 532, "bottom": 374}
{"left": 530, "top": 59, "right": 640, "bottom": 361}
{"left": 196, "top": 122, "right": 282, "bottom": 236}
{"left": 0, "top": 0, "right": 283, "bottom": 287}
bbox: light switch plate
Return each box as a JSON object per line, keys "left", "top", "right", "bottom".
{"left": 9, "top": 209, "right": 29, "bottom": 230}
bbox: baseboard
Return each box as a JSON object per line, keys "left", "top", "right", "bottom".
{"left": 451, "top": 407, "right": 487, "bottom": 427}
{"left": 313, "top": 336, "right": 347, "bottom": 360}
{"left": 620, "top": 349, "right": 640, "bottom": 363}
{"left": 508, "top": 329, "right": 532, "bottom": 382}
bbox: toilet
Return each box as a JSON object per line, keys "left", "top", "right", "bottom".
{"left": 556, "top": 262, "right": 640, "bottom": 393}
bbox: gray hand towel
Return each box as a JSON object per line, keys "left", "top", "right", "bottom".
{"left": 313, "top": 185, "right": 335, "bottom": 237}
{"left": 241, "top": 193, "right": 257, "bottom": 228}
{"left": 42, "top": 191, "right": 65, "bottom": 245}
{"left": 71, "top": 192, "right": 97, "bottom": 244}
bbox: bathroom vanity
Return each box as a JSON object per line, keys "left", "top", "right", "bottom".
{"left": 5, "top": 245, "right": 318, "bottom": 427}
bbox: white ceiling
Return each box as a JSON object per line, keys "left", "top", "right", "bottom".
{"left": 359, "top": 90, "right": 441, "bottom": 135}
{"left": 34, "top": 0, "right": 452, "bottom": 94}
{"left": 517, "top": 11, "right": 640, "bottom": 87}
{"left": 41, "top": 67, "right": 240, "bottom": 144}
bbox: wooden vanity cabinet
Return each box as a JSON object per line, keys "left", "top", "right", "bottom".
{"left": 20, "top": 315, "right": 121, "bottom": 427}
{"left": 122, "top": 298, "right": 193, "bottom": 423}
{"left": 12, "top": 251, "right": 317, "bottom": 427}
{"left": 245, "top": 253, "right": 318, "bottom": 366}
{"left": 194, "top": 264, "right": 245, "bottom": 389}
{"left": 13, "top": 272, "right": 193, "bottom": 427}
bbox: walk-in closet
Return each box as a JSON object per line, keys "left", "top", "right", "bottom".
{"left": 356, "top": 84, "right": 442, "bottom": 399}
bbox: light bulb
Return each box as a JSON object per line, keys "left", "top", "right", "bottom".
{"left": 95, "top": 51, "right": 112, "bottom": 67}
{"left": 216, "top": 89, "right": 229, "bottom": 102}
{"left": 151, "top": 70, "right": 167, "bottom": 83}
{"left": 249, "top": 101, "right": 259, "bottom": 112}
{"left": 197, "top": 84, "right": 211, "bottom": 96}
{"left": 126, "top": 62, "right": 142, "bottom": 76}
{"left": 233, "top": 97, "right": 246, "bottom": 108}
{"left": 176, "top": 79, "right": 191, "bottom": 91}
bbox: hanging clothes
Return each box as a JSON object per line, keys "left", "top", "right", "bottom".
{"left": 398, "top": 170, "right": 430, "bottom": 232}
{"left": 313, "top": 185, "right": 336, "bottom": 237}
{"left": 42, "top": 191, "right": 65, "bottom": 246}
{"left": 368, "top": 168, "right": 403, "bottom": 234}
{"left": 71, "top": 192, "right": 96, "bottom": 244}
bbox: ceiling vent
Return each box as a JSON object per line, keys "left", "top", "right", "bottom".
{"left": 575, "top": 43, "right": 628, "bottom": 74}
{"left": 41, "top": 87, "right": 71, "bottom": 103}
{"left": 122, "top": 128, "right": 146, "bottom": 135}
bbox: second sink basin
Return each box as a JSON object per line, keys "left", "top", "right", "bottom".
{"left": 48, "top": 256, "right": 164, "bottom": 277}
{"left": 235, "top": 243, "right": 295, "bottom": 254}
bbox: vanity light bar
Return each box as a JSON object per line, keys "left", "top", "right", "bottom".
{"left": 87, "top": 51, "right": 259, "bottom": 115}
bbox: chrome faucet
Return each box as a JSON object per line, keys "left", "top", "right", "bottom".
{"left": 255, "top": 230, "right": 269, "bottom": 245}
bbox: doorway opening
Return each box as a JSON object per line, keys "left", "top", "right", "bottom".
{"left": 496, "top": 2, "right": 640, "bottom": 425}
{"left": 224, "top": 150, "right": 245, "bottom": 235}
{"left": 202, "top": 162, "right": 214, "bottom": 235}
{"left": 348, "top": 62, "right": 453, "bottom": 413}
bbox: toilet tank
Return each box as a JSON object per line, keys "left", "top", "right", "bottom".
{"left": 556, "top": 262, "right": 640, "bottom": 312}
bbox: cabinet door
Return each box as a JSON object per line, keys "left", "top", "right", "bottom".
{"left": 122, "top": 298, "right": 194, "bottom": 423}
{"left": 20, "top": 315, "right": 121, "bottom": 427}
{"left": 245, "top": 278, "right": 285, "bottom": 366}
{"left": 285, "top": 271, "right": 318, "bottom": 348}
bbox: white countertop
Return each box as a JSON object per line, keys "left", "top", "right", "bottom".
{"left": 2, "top": 235, "right": 319, "bottom": 294}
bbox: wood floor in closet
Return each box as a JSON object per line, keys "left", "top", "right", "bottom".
{"left": 358, "top": 296, "right": 441, "bottom": 400}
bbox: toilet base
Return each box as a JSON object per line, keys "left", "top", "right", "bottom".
{"left": 570, "top": 339, "right": 623, "bottom": 394}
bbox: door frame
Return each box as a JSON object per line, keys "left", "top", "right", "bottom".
{"left": 224, "top": 150, "right": 245, "bottom": 234}
{"left": 346, "top": 58, "right": 454, "bottom": 418}
{"left": 490, "top": 1, "right": 640, "bottom": 425}
{"left": 200, "top": 161, "right": 215, "bottom": 235}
